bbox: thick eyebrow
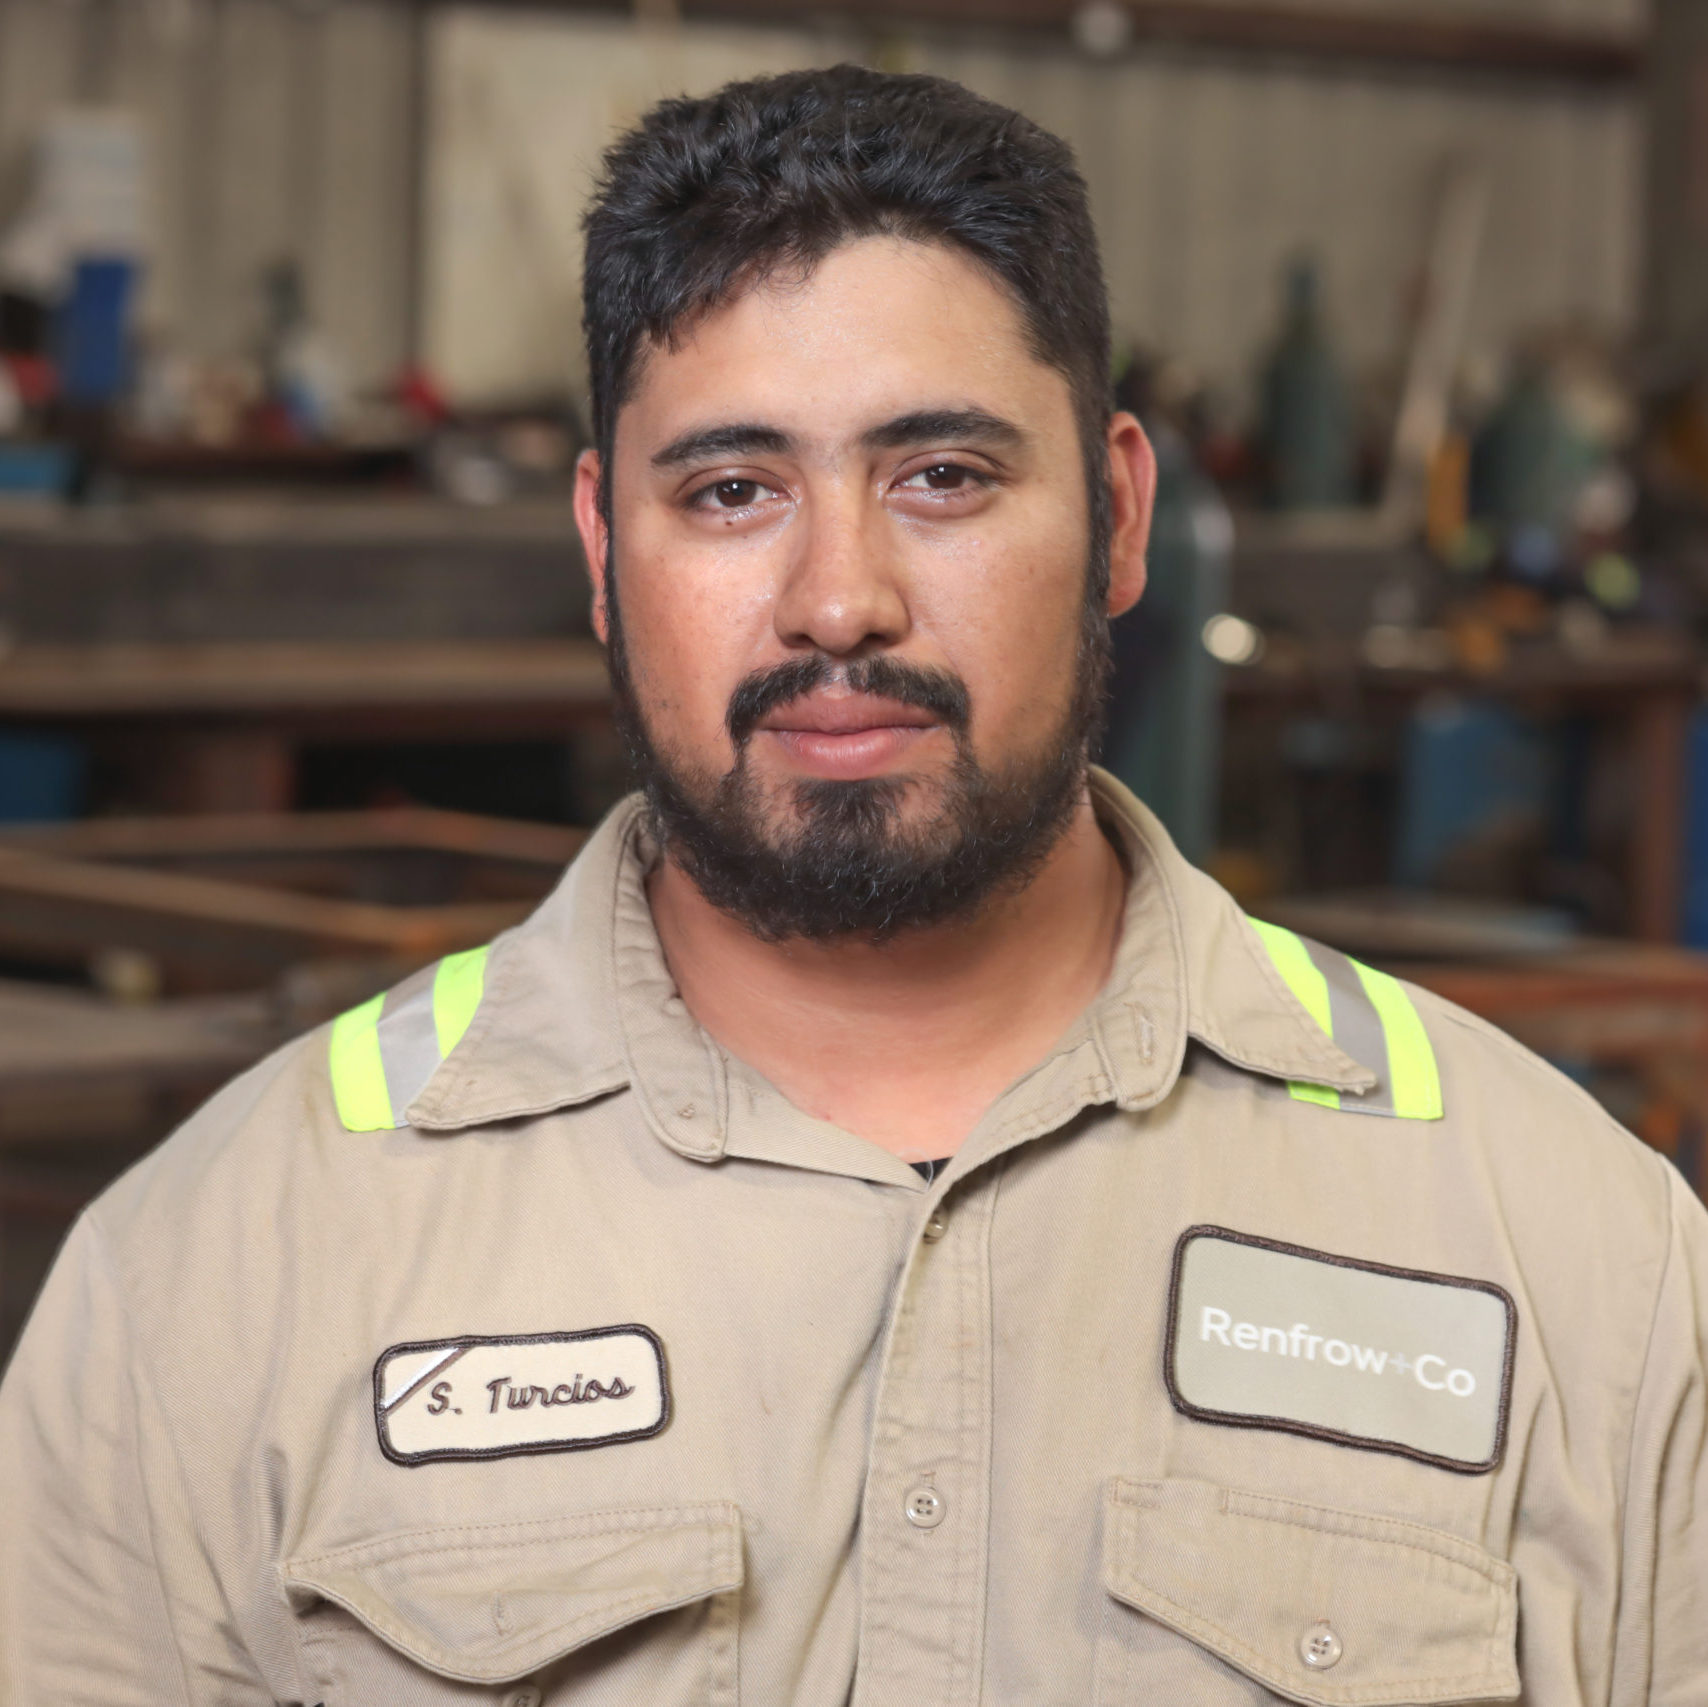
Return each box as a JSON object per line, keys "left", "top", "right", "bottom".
{"left": 650, "top": 408, "right": 1029, "bottom": 472}
{"left": 650, "top": 423, "right": 793, "bottom": 470}
{"left": 860, "top": 408, "right": 1029, "bottom": 454}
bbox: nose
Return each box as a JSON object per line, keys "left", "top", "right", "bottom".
{"left": 771, "top": 488, "right": 910, "bottom": 657}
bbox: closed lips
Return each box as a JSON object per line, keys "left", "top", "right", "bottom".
{"left": 759, "top": 695, "right": 940, "bottom": 733}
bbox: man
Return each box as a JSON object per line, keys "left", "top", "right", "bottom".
{"left": 2, "top": 64, "right": 1704, "bottom": 1705}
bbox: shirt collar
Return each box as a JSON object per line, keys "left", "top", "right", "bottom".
{"left": 1101, "top": 768, "right": 1377, "bottom": 1099}
{"left": 408, "top": 769, "right": 1374, "bottom": 1144}
{"left": 406, "top": 805, "right": 636, "bottom": 1133}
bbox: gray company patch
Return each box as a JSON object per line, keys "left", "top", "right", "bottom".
{"left": 1167, "top": 1227, "right": 1515, "bottom": 1473}
{"left": 374, "top": 1326, "right": 669, "bottom": 1466}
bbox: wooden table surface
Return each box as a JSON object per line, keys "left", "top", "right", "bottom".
{"left": 1225, "top": 629, "right": 1704, "bottom": 943}
{"left": 0, "top": 637, "right": 611, "bottom": 717}
{"left": 0, "top": 980, "right": 274, "bottom": 1099}
{"left": 0, "top": 638, "right": 614, "bottom": 813}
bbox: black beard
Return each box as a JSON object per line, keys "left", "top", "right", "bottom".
{"left": 605, "top": 585, "right": 1111, "bottom": 945}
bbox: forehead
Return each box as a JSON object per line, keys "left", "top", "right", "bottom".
{"left": 615, "top": 235, "right": 1076, "bottom": 450}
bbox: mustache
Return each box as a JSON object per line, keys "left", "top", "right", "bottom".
{"left": 726, "top": 655, "right": 972, "bottom": 750}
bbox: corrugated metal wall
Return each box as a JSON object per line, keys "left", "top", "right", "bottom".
{"left": 928, "top": 38, "right": 1640, "bottom": 406}
{"left": 424, "top": 2, "right": 1645, "bottom": 411}
{"left": 0, "top": 0, "right": 418, "bottom": 389}
{"left": 1644, "top": 0, "right": 1708, "bottom": 372}
{"left": 0, "top": 0, "right": 1646, "bottom": 405}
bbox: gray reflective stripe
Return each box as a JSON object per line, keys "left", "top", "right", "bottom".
{"left": 328, "top": 944, "right": 492, "bottom": 1132}
{"left": 1302, "top": 937, "right": 1396, "bottom": 1117}
{"left": 377, "top": 973, "right": 445, "bottom": 1126}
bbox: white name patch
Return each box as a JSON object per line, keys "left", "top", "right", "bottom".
{"left": 374, "top": 1327, "right": 669, "bottom": 1466}
{"left": 1167, "top": 1227, "right": 1515, "bottom": 1473}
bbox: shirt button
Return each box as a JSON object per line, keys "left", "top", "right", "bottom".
{"left": 904, "top": 1486, "right": 946, "bottom": 1528}
{"left": 922, "top": 1211, "right": 949, "bottom": 1243}
{"left": 503, "top": 1689, "right": 542, "bottom": 1707}
{"left": 1299, "top": 1621, "right": 1343, "bottom": 1670}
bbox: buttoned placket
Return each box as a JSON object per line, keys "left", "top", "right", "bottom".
{"left": 851, "top": 1165, "right": 997, "bottom": 1705}
{"left": 567, "top": 777, "right": 1380, "bottom": 1702}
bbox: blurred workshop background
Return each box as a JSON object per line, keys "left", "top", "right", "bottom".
{"left": 2, "top": 0, "right": 1708, "bottom": 1361}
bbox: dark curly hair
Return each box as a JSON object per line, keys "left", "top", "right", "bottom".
{"left": 581, "top": 63, "right": 1113, "bottom": 588}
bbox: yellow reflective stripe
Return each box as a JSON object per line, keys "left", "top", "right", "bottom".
{"left": 433, "top": 944, "right": 490, "bottom": 1059}
{"left": 1352, "top": 959, "right": 1443, "bottom": 1121}
{"left": 1249, "top": 919, "right": 1344, "bottom": 1111}
{"left": 329, "top": 992, "right": 395, "bottom": 1132}
{"left": 1289, "top": 1079, "right": 1342, "bottom": 1110}
{"left": 1249, "top": 918, "right": 1334, "bottom": 1036}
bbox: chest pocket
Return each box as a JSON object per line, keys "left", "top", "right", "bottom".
{"left": 283, "top": 1502, "right": 742, "bottom": 1706}
{"left": 1096, "top": 1479, "right": 1519, "bottom": 1706}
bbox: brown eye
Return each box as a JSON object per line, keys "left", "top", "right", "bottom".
{"left": 901, "top": 462, "right": 984, "bottom": 494}
{"left": 713, "top": 479, "right": 760, "bottom": 507}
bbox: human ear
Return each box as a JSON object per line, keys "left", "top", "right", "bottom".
{"left": 1104, "top": 412, "right": 1155, "bottom": 620}
{"left": 573, "top": 448, "right": 612, "bottom": 645}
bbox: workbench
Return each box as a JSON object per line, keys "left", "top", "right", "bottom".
{"left": 0, "top": 636, "right": 612, "bottom": 811}
{"left": 0, "top": 494, "right": 611, "bottom": 812}
{"left": 1223, "top": 624, "right": 1701, "bottom": 942}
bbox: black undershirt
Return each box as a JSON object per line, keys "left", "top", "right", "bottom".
{"left": 911, "top": 1157, "right": 953, "bottom": 1183}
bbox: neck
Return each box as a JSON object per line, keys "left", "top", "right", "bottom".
{"left": 646, "top": 787, "right": 1128, "bottom": 1161}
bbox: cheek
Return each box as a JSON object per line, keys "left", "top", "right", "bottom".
{"left": 908, "top": 522, "right": 1087, "bottom": 738}
{"left": 616, "top": 539, "right": 778, "bottom": 754}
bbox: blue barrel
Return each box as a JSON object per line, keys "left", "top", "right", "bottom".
{"left": 1685, "top": 707, "right": 1708, "bottom": 948}
{"left": 0, "top": 733, "right": 86, "bottom": 822}
{"left": 1393, "top": 699, "right": 1547, "bottom": 890}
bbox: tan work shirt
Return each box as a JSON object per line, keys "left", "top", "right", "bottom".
{"left": 3, "top": 772, "right": 1705, "bottom": 1705}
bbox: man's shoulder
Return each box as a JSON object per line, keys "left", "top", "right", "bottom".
{"left": 79, "top": 925, "right": 635, "bottom": 1324}
{"left": 89, "top": 1016, "right": 344, "bottom": 1262}
{"left": 1417, "top": 976, "right": 1663, "bottom": 1163}
{"left": 85, "top": 837, "right": 636, "bottom": 1273}
{"left": 1406, "top": 974, "right": 1687, "bottom": 1261}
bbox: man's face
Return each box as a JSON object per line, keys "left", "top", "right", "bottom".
{"left": 577, "top": 235, "right": 1147, "bottom": 940}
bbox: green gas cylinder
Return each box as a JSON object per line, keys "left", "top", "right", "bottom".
{"left": 1101, "top": 420, "right": 1233, "bottom": 867}
{"left": 1258, "top": 257, "right": 1355, "bottom": 511}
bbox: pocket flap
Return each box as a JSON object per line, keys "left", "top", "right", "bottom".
{"left": 1103, "top": 1479, "right": 1519, "bottom": 1706}
{"left": 283, "top": 1501, "right": 743, "bottom": 1684}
